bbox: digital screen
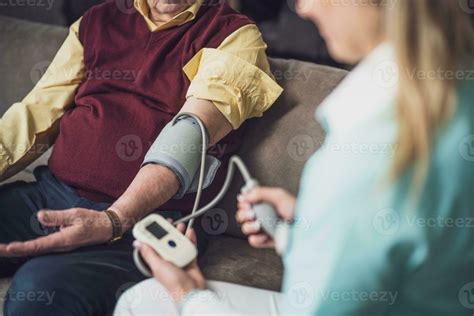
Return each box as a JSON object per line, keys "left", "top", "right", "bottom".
{"left": 146, "top": 222, "right": 168, "bottom": 240}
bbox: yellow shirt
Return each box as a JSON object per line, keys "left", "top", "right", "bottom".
{"left": 0, "top": 0, "right": 283, "bottom": 179}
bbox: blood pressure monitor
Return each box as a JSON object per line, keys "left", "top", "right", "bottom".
{"left": 133, "top": 214, "right": 198, "bottom": 270}
{"left": 133, "top": 113, "right": 288, "bottom": 277}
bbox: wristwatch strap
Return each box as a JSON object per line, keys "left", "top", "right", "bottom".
{"left": 104, "top": 209, "right": 123, "bottom": 243}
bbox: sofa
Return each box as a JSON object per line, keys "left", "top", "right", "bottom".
{"left": 0, "top": 15, "right": 347, "bottom": 314}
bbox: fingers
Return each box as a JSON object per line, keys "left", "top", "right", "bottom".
{"left": 173, "top": 222, "right": 197, "bottom": 246}
{"left": 248, "top": 234, "right": 275, "bottom": 249}
{"left": 136, "top": 242, "right": 165, "bottom": 270}
{"left": 176, "top": 223, "right": 186, "bottom": 234}
{"left": 239, "top": 187, "right": 296, "bottom": 222}
{"left": 4, "top": 229, "right": 73, "bottom": 257}
{"left": 136, "top": 242, "right": 180, "bottom": 278}
{"left": 236, "top": 208, "right": 255, "bottom": 224}
{"left": 240, "top": 187, "right": 284, "bottom": 205}
{"left": 0, "top": 244, "right": 8, "bottom": 256}
{"left": 37, "top": 209, "right": 82, "bottom": 227}
{"left": 241, "top": 221, "right": 261, "bottom": 235}
{"left": 185, "top": 228, "right": 198, "bottom": 246}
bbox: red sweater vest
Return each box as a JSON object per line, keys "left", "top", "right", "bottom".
{"left": 48, "top": 1, "right": 254, "bottom": 212}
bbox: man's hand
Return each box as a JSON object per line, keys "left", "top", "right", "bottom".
{"left": 134, "top": 223, "right": 207, "bottom": 304}
{"left": 0, "top": 209, "right": 113, "bottom": 257}
{"left": 236, "top": 187, "right": 296, "bottom": 249}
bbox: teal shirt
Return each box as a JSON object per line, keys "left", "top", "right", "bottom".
{"left": 282, "top": 44, "right": 474, "bottom": 316}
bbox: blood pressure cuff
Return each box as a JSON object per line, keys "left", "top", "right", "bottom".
{"left": 142, "top": 116, "right": 221, "bottom": 199}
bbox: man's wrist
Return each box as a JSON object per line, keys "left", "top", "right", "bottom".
{"left": 103, "top": 209, "right": 124, "bottom": 243}
{"left": 107, "top": 206, "right": 136, "bottom": 232}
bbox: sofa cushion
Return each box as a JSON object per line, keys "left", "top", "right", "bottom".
{"left": 201, "top": 236, "right": 283, "bottom": 292}
{"left": 217, "top": 59, "right": 347, "bottom": 237}
{"left": 0, "top": 15, "right": 68, "bottom": 115}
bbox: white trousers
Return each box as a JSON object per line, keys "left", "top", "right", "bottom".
{"left": 114, "top": 279, "right": 283, "bottom": 316}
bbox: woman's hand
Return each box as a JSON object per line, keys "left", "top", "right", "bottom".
{"left": 134, "top": 223, "right": 206, "bottom": 304}
{"left": 236, "top": 187, "right": 296, "bottom": 249}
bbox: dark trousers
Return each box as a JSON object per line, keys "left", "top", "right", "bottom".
{"left": 0, "top": 166, "right": 207, "bottom": 316}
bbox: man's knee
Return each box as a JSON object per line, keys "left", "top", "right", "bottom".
{"left": 4, "top": 257, "right": 79, "bottom": 316}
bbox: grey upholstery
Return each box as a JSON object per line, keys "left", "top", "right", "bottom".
{"left": 0, "top": 15, "right": 347, "bottom": 313}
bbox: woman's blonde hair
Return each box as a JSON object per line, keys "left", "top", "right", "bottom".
{"left": 386, "top": 0, "right": 474, "bottom": 188}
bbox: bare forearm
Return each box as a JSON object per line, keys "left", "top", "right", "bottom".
{"left": 109, "top": 98, "right": 232, "bottom": 231}
{"left": 109, "top": 164, "right": 180, "bottom": 231}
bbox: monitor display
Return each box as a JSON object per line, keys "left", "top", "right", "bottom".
{"left": 146, "top": 222, "right": 168, "bottom": 240}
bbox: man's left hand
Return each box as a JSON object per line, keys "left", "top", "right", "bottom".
{"left": 0, "top": 208, "right": 113, "bottom": 257}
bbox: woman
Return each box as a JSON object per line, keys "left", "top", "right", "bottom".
{"left": 116, "top": 0, "right": 474, "bottom": 315}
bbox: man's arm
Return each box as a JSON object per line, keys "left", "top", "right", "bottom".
{"left": 109, "top": 98, "right": 233, "bottom": 231}
{"left": 110, "top": 24, "right": 283, "bottom": 230}
{"left": 0, "top": 18, "right": 84, "bottom": 182}
{"left": 0, "top": 98, "right": 233, "bottom": 257}
{"left": 0, "top": 24, "right": 282, "bottom": 257}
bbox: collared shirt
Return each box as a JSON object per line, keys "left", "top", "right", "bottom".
{"left": 0, "top": 0, "right": 283, "bottom": 177}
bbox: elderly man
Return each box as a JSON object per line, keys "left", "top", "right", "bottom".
{"left": 0, "top": 0, "right": 282, "bottom": 315}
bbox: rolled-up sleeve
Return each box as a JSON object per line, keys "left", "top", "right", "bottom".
{"left": 183, "top": 24, "right": 283, "bottom": 129}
